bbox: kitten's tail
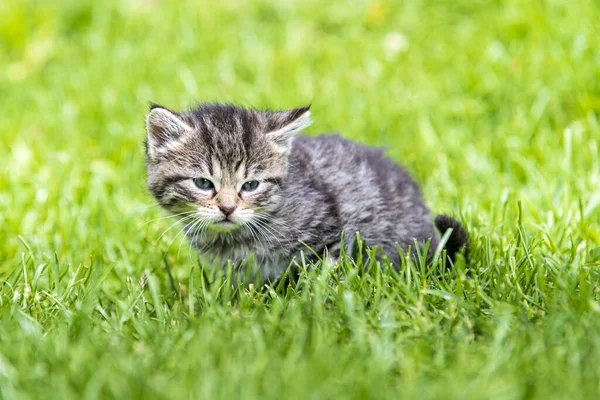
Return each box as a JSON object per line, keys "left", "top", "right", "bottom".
{"left": 434, "top": 215, "right": 469, "bottom": 263}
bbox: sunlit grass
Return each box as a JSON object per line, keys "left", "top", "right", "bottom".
{"left": 1, "top": 0, "right": 600, "bottom": 398}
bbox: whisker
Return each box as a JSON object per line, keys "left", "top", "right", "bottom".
{"left": 246, "top": 221, "right": 267, "bottom": 250}
{"left": 140, "top": 210, "right": 196, "bottom": 228}
{"left": 253, "top": 213, "right": 301, "bottom": 234}
{"left": 189, "top": 219, "right": 212, "bottom": 261}
{"left": 178, "top": 218, "right": 202, "bottom": 259}
{"left": 165, "top": 217, "right": 198, "bottom": 254}
{"left": 252, "top": 218, "right": 288, "bottom": 250}
{"left": 188, "top": 220, "right": 208, "bottom": 262}
{"left": 251, "top": 217, "right": 293, "bottom": 245}
{"left": 156, "top": 214, "right": 197, "bottom": 244}
{"left": 250, "top": 219, "right": 283, "bottom": 247}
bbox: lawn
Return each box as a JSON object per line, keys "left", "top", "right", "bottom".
{"left": 1, "top": 0, "right": 600, "bottom": 398}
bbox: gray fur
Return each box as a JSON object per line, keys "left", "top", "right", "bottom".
{"left": 145, "top": 103, "right": 467, "bottom": 279}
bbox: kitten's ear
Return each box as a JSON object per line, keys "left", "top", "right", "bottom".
{"left": 266, "top": 106, "right": 312, "bottom": 155}
{"left": 146, "top": 104, "right": 192, "bottom": 157}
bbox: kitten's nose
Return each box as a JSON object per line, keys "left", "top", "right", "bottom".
{"left": 219, "top": 204, "right": 236, "bottom": 217}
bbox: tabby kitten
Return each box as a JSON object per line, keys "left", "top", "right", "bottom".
{"left": 145, "top": 103, "right": 467, "bottom": 279}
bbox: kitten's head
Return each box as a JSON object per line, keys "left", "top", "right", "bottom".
{"left": 145, "top": 103, "right": 311, "bottom": 232}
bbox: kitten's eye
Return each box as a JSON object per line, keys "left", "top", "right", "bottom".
{"left": 193, "top": 178, "right": 214, "bottom": 190}
{"left": 241, "top": 180, "right": 259, "bottom": 192}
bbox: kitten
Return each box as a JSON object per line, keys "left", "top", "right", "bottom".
{"left": 145, "top": 103, "right": 468, "bottom": 279}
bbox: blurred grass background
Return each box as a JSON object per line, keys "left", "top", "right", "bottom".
{"left": 1, "top": 0, "right": 600, "bottom": 398}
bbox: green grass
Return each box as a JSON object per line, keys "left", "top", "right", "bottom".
{"left": 1, "top": 0, "right": 600, "bottom": 398}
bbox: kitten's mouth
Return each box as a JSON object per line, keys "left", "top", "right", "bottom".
{"left": 209, "top": 219, "right": 240, "bottom": 232}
